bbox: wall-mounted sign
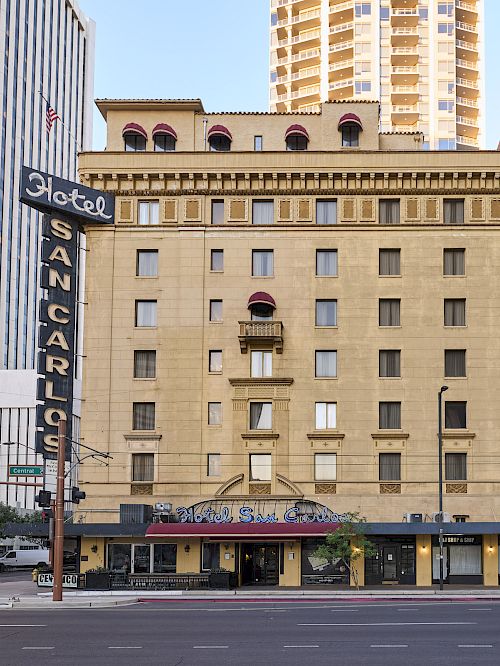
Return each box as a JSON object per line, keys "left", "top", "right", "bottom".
{"left": 176, "top": 499, "right": 348, "bottom": 525}
{"left": 20, "top": 166, "right": 114, "bottom": 459}
{"left": 8, "top": 466, "right": 43, "bottom": 476}
{"left": 37, "top": 573, "right": 79, "bottom": 588}
{"left": 20, "top": 166, "right": 114, "bottom": 224}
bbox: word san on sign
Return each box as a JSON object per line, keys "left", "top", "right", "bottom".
{"left": 176, "top": 505, "right": 347, "bottom": 524}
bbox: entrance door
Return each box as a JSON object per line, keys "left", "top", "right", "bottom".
{"left": 382, "top": 546, "right": 397, "bottom": 581}
{"left": 241, "top": 544, "right": 278, "bottom": 585}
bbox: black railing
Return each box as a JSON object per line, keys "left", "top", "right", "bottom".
{"left": 109, "top": 572, "right": 209, "bottom": 591}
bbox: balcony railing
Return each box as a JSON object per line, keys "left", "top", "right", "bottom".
{"left": 330, "top": 21, "right": 354, "bottom": 34}
{"left": 456, "top": 76, "right": 479, "bottom": 90}
{"left": 456, "top": 20, "right": 477, "bottom": 32}
{"left": 456, "top": 96, "right": 478, "bottom": 108}
{"left": 277, "top": 85, "right": 320, "bottom": 101}
{"left": 329, "top": 58, "right": 354, "bottom": 71}
{"left": 329, "top": 78, "right": 354, "bottom": 90}
{"left": 277, "top": 8, "right": 321, "bottom": 27}
{"left": 392, "top": 105, "right": 419, "bottom": 113}
{"left": 392, "top": 66, "right": 418, "bottom": 74}
{"left": 391, "top": 9, "right": 418, "bottom": 16}
{"left": 276, "top": 66, "right": 320, "bottom": 84}
{"left": 456, "top": 0, "right": 478, "bottom": 11}
{"left": 238, "top": 321, "right": 283, "bottom": 354}
{"left": 278, "top": 28, "right": 320, "bottom": 47}
{"left": 456, "top": 115, "right": 478, "bottom": 127}
{"left": 392, "top": 47, "right": 418, "bottom": 55}
{"left": 329, "top": 0, "right": 354, "bottom": 13}
{"left": 456, "top": 57, "right": 477, "bottom": 69}
{"left": 456, "top": 38, "right": 478, "bottom": 51}
{"left": 277, "top": 47, "right": 320, "bottom": 65}
{"left": 392, "top": 85, "right": 418, "bottom": 93}
{"left": 456, "top": 135, "right": 479, "bottom": 146}
{"left": 329, "top": 40, "right": 354, "bottom": 52}
{"left": 392, "top": 27, "right": 418, "bottom": 35}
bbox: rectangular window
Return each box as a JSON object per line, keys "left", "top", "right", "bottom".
{"left": 444, "top": 199, "right": 464, "bottom": 225}
{"left": 379, "top": 402, "right": 401, "bottom": 429}
{"left": 316, "top": 250, "right": 338, "bottom": 276}
{"left": 210, "top": 249, "right": 224, "bottom": 272}
{"left": 132, "top": 453, "right": 154, "bottom": 482}
{"left": 208, "top": 402, "right": 222, "bottom": 425}
{"left": 444, "top": 299, "right": 466, "bottom": 326}
{"left": 251, "top": 350, "right": 272, "bottom": 378}
{"left": 134, "top": 350, "right": 156, "bottom": 378}
{"left": 209, "top": 300, "right": 223, "bottom": 322}
{"left": 153, "top": 544, "right": 177, "bottom": 573}
{"left": 445, "top": 453, "right": 467, "bottom": 480}
{"left": 445, "top": 401, "right": 467, "bottom": 429}
{"left": 207, "top": 453, "right": 221, "bottom": 477}
{"left": 315, "top": 300, "right": 337, "bottom": 326}
{"left": 135, "top": 300, "right": 157, "bottom": 327}
{"left": 315, "top": 402, "right": 337, "bottom": 429}
{"left": 315, "top": 350, "right": 337, "bottom": 378}
{"left": 379, "top": 249, "right": 401, "bottom": 276}
{"left": 252, "top": 200, "right": 274, "bottom": 225}
{"left": 250, "top": 453, "right": 271, "bottom": 481}
{"left": 138, "top": 200, "right": 159, "bottom": 225}
{"left": 252, "top": 250, "right": 274, "bottom": 277}
{"left": 379, "top": 453, "right": 401, "bottom": 481}
{"left": 209, "top": 350, "right": 222, "bottom": 373}
{"left": 443, "top": 249, "right": 465, "bottom": 276}
{"left": 316, "top": 200, "right": 337, "bottom": 225}
{"left": 249, "top": 402, "right": 272, "bottom": 430}
{"left": 315, "top": 453, "right": 337, "bottom": 481}
{"left": 133, "top": 402, "right": 155, "bottom": 430}
{"left": 136, "top": 250, "right": 158, "bottom": 277}
{"left": 379, "top": 350, "right": 401, "bottom": 378}
{"left": 211, "top": 200, "right": 224, "bottom": 225}
{"left": 379, "top": 299, "right": 400, "bottom": 326}
{"left": 445, "top": 350, "right": 466, "bottom": 377}
{"left": 202, "top": 542, "right": 220, "bottom": 571}
{"left": 379, "top": 199, "right": 400, "bottom": 225}
{"left": 254, "top": 135, "right": 263, "bottom": 151}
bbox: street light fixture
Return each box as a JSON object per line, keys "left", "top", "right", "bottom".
{"left": 438, "top": 385, "right": 449, "bottom": 591}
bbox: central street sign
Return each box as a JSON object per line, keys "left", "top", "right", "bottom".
{"left": 8, "top": 465, "right": 43, "bottom": 476}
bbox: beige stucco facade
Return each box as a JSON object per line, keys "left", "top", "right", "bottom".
{"left": 75, "top": 98, "right": 500, "bottom": 586}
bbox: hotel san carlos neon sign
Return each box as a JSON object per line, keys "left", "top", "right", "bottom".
{"left": 20, "top": 166, "right": 114, "bottom": 459}
{"left": 176, "top": 503, "right": 348, "bottom": 525}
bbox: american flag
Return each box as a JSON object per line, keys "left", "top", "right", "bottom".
{"left": 46, "top": 103, "right": 59, "bottom": 134}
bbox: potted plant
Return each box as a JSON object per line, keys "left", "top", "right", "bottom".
{"left": 209, "top": 567, "right": 238, "bottom": 589}
{"left": 85, "top": 566, "right": 112, "bottom": 590}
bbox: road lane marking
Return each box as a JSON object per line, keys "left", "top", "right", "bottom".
{"left": 264, "top": 609, "right": 287, "bottom": 612}
{"left": 331, "top": 609, "right": 358, "bottom": 612}
{"left": 298, "top": 622, "right": 476, "bottom": 627}
{"left": 371, "top": 645, "right": 408, "bottom": 648}
{"left": 193, "top": 646, "right": 229, "bottom": 649}
{"left": 459, "top": 645, "right": 493, "bottom": 648}
{"left": 468, "top": 608, "right": 492, "bottom": 611}
{"left": 0, "top": 625, "right": 46, "bottom": 627}
{"left": 22, "top": 647, "right": 54, "bottom": 650}
{"left": 398, "top": 608, "right": 419, "bottom": 611}
{"left": 108, "top": 646, "right": 143, "bottom": 649}
{"left": 284, "top": 645, "right": 319, "bottom": 648}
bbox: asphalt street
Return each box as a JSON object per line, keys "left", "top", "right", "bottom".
{"left": 1, "top": 598, "right": 500, "bottom": 665}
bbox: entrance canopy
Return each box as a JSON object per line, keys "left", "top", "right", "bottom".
{"left": 146, "top": 522, "right": 341, "bottom": 540}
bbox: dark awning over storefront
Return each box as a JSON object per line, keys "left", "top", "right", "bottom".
{"left": 146, "top": 522, "right": 342, "bottom": 540}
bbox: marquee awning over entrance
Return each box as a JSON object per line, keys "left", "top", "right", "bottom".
{"left": 146, "top": 522, "right": 341, "bottom": 540}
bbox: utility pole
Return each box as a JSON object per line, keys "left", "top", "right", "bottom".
{"left": 438, "top": 386, "right": 448, "bottom": 592}
{"left": 52, "top": 418, "right": 66, "bottom": 602}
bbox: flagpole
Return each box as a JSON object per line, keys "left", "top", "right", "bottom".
{"left": 38, "top": 90, "right": 81, "bottom": 152}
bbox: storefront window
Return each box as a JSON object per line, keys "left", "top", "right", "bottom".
{"left": 153, "top": 544, "right": 177, "bottom": 573}
{"left": 202, "top": 543, "right": 220, "bottom": 571}
{"left": 108, "top": 544, "right": 131, "bottom": 572}
{"left": 133, "top": 545, "right": 151, "bottom": 573}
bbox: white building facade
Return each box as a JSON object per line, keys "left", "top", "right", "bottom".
{"left": 0, "top": 0, "right": 94, "bottom": 510}
{"left": 270, "top": 0, "right": 484, "bottom": 150}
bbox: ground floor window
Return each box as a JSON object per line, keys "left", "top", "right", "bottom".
{"left": 107, "top": 543, "right": 177, "bottom": 574}
{"left": 153, "top": 544, "right": 177, "bottom": 573}
{"left": 202, "top": 543, "right": 220, "bottom": 571}
{"left": 432, "top": 536, "right": 482, "bottom": 583}
{"left": 301, "top": 538, "right": 349, "bottom": 585}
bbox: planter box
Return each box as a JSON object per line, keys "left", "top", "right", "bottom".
{"left": 209, "top": 572, "right": 238, "bottom": 589}
{"left": 85, "top": 572, "right": 111, "bottom": 590}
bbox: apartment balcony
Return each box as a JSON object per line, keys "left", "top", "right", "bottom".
{"left": 455, "top": 0, "right": 479, "bottom": 25}
{"left": 391, "top": 85, "right": 419, "bottom": 104}
{"left": 456, "top": 20, "right": 479, "bottom": 40}
{"left": 329, "top": 58, "right": 354, "bottom": 74}
{"left": 391, "top": 0, "right": 418, "bottom": 7}
{"left": 456, "top": 57, "right": 478, "bottom": 72}
{"left": 391, "top": 27, "right": 418, "bottom": 47}
{"left": 277, "top": 0, "right": 319, "bottom": 8}
{"left": 328, "top": 78, "right": 354, "bottom": 100}
{"left": 456, "top": 115, "right": 479, "bottom": 138}
{"left": 456, "top": 96, "right": 479, "bottom": 109}
{"left": 456, "top": 76, "right": 479, "bottom": 97}
{"left": 277, "top": 47, "right": 320, "bottom": 67}
{"left": 277, "top": 7, "right": 321, "bottom": 28}
{"left": 391, "top": 47, "right": 418, "bottom": 66}
{"left": 277, "top": 84, "right": 320, "bottom": 102}
{"left": 391, "top": 65, "right": 419, "bottom": 85}
{"left": 391, "top": 8, "right": 419, "bottom": 26}
{"left": 329, "top": 21, "right": 354, "bottom": 38}
{"left": 456, "top": 134, "right": 479, "bottom": 150}
{"left": 238, "top": 321, "right": 283, "bottom": 354}
{"left": 278, "top": 28, "right": 320, "bottom": 48}
{"left": 329, "top": 1, "right": 354, "bottom": 26}
{"left": 329, "top": 0, "right": 354, "bottom": 16}
{"left": 329, "top": 39, "right": 354, "bottom": 57}
{"left": 276, "top": 65, "right": 320, "bottom": 85}
{"left": 391, "top": 104, "right": 419, "bottom": 124}
{"left": 390, "top": 124, "right": 419, "bottom": 133}
{"left": 456, "top": 38, "right": 478, "bottom": 55}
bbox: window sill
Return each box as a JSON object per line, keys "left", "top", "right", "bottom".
{"left": 379, "top": 376, "right": 402, "bottom": 380}
{"left": 307, "top": 432, "right": 345, "bottom": 440}
{"left": 251, "top": 275, "right": 275, "bottom": 279}
{"left": 242, "top": 431, "right": 279, "bottom": 440}
{"left": 379, "top": 274, "right": 401, "bottom": 278}
{"left": 314, "top": 326, "right": 338, "bottom": 330}
{"left": 371, "top": 432, "right": 409, "bottom": 440}
{"left": 209, "top": 320, "right": 223, "bottom": 324}
{"left": 133, "top": 377, "right": 157, "bottom": 381}
{"left": 315, "top": 275, "right": 339, "bottom": 279}
{"left": 314, "top": 376, "right": 338, "bottom": 380}
{"left": 443, "top": 275, "right": 466, "bottom": 278}
{"left": 208, "top": 371, "right": 223, "bottom": 376}
{"left": 134, "top": 326, "right": 158, "bottom": 330}
{"left": 378, "top": 325, "right": 402, "bottom": 329}
{"left": 444, "top": 376, "right": 467, "bottom": 380}
{"left": 443, "top": 325, "right": 467, "bottom": 329}
{"left": 442, "top": 431, "right": 476, "bottom": 439}
{"left": 135, "top": 276, "right": 158, "bottom": 279}
{"left": 210, "top": 270, "right": 224, "bottom": 274}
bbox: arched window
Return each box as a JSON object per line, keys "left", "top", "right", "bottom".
{"left": 285, "top": 124, "right": 309, "bottom": 151}
{"left": 338, "top": 114, "right": 363, "bottom": 147}
{"left": 122, "top": 123, "right": 147, "bottom": 151}
{"left": 208, "top": 125, "right": 232, "bottom": 152}
{"left": 152, "top": 124, "right": 177, "bottom": 152}
{"left": 248, "top": 292, "right": 276, "bottom": 321}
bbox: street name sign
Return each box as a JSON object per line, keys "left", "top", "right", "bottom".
{"left": 8, "top": 465, "right": 43, "bottom": 476}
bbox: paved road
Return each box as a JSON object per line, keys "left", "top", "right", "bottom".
{"left": 1, "top": 598, "right": 500, "bottom": 665}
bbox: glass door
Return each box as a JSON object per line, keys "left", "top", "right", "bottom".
{"left": 382, "top": 546, "right": 397, "bottom": 581}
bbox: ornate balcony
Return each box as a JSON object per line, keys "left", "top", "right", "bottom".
{"left": 238, "top": 321, "right": 283, "bottom": 354}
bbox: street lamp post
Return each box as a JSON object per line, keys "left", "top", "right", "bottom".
{"left": 438, "top": 385, "right": 449, "bottom": 591}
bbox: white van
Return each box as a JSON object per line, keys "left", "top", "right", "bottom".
{"left": 0, "top": 549, "right": 49, "bottom": 571}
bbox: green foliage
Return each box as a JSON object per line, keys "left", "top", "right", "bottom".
{"left": 313, "top": 512, "right": 377, "bottom": 588}
{"left": 0, "top": 502, "right": 43, "bottom": 538}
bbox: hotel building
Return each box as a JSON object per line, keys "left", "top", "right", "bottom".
{"left": 74, "top": 98, "right": 500, "bottom": 587}
{"left": 269, "top": 0, "right": 484, "bottom": 150}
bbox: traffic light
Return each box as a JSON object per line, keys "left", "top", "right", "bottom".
{"left": 35, "top": 490, "right": 52, "bottom": 508}
{"left": 41, "top": 508, "right": 53, "bottom": 523}
{"left": 71, "top": 486, "right": 86, "bottom": 504}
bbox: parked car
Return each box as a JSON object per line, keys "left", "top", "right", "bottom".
{"left": 0, "top": 549, "right": 49, "bottom": 571}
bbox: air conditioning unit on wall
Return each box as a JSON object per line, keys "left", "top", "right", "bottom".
{"left": 404, "top": 513, "right": 423, "bottom": 523}
{"left": 431, "top": 511, "right": 451, "bottom": 523}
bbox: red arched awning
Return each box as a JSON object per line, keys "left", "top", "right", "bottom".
{"left": 207, "top": 124, "right": 232, "bottom": 141}
{"left": 338, "top": 113, "right": 363, "bottom": 130}
{"left": 122, "top": 122, "right": 148, "bottom": 139}
{"left": 248, "top": 292, "right": 276, "bottom": 309}
{"left": 285, "top": 124, "right": 309, "bottom": 140}
{"left": 152, "top": 123, "right": 177, "bottom": 140}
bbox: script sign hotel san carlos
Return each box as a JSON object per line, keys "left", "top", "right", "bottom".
{"left": 20, "top": 166, "right": 114, "bottom": 458}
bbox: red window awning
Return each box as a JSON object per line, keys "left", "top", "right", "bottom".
{"left": 207, "top": 124, "right": 232, "bottom": 141}
{"left": 285, "top": 124, "right": 309, "bottom": 140}
{"left": 122, "top": 122, "right": 148, "bottom": 139}
{"left": 248, "top": 291, "right": 276, "bottom": 309}
{"left": 152, "top": 123, "right": 177, "bottom": 140}
{"left": 146, "top": 522, "right": 340, "bottom": 540}
{"left": 338, "top": 113, "right": 363, "bottom": 130}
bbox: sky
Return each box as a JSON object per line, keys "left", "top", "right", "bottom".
{"left": 78, "top": 0, "right": 499, "bottom": 150}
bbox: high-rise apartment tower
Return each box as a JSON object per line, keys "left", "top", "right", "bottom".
{"left": 0, "top": 0, "right": 95, "bottom": 510}
{"left": 270, "top": 0, "right": 484, "bottom": 150}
